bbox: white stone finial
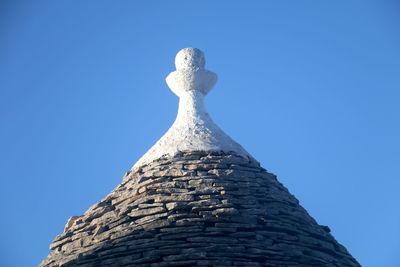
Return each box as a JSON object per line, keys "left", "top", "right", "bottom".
{"left": 132, "top": 48, "right": 252, "bottom": 169}
{"left": 166, "top": 48, "right": 217, "bottom": 97}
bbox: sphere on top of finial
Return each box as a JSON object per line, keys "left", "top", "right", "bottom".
{"left": 175, "top": 48, "right": 205, "bottom": 70}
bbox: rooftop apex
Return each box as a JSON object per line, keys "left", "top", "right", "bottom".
{"left": 132, "top": 48, "right": 251, "bottom": 169}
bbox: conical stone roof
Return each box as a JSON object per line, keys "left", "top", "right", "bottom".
{"left": 41, "top": 48, "right": 360, "bottom": 267}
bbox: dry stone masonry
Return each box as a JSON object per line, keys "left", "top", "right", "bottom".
{"left": 41, "top": 48, "right": 360, "bottom": 266}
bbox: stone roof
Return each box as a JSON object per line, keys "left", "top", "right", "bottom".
{"left": 41, "top": 152, "right": 359, "bottom": 267}
{"left": 41, "top": 48, "right": 360, "bottom": 266}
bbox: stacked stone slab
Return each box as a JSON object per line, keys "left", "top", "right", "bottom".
{"left": 40, "top": 151, "right": 360, "bottom": 267}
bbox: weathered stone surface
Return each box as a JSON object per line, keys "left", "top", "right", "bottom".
{"left": 128, "top": 206, "right": 166, "bottom": 218}
{"left": 212, "top": 207, "right": 239, "bottom": 216}
{"left": 40, "top": 152, "right": 360, "bottom": 267}
{"left": 165, "top": 202, "right": 189, "bottom": 211}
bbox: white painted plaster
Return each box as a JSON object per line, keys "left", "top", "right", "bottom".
{"left": 132, "top": 48, "right": 252, "bottom": 169}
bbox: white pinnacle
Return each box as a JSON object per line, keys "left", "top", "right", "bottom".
{"left": 132, "top": 48, "right": 252, "bottom": 169}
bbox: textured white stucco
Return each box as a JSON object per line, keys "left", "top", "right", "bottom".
{"left": 132, "top": 48, "right": 252, "bottom": 169}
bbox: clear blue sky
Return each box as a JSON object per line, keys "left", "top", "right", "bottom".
{"left": 1, "top": 1, "right": 399, "bottom": 266}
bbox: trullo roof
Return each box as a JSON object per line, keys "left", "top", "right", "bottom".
{"left": 41, "top": 48, "right": 360, "bottom": 267}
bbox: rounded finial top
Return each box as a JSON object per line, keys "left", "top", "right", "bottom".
{"left": 167, "top": 47, "right": 217, "bottom": 96}
{"left": 175, "top": 48, "right": 205, "bottom": 70}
